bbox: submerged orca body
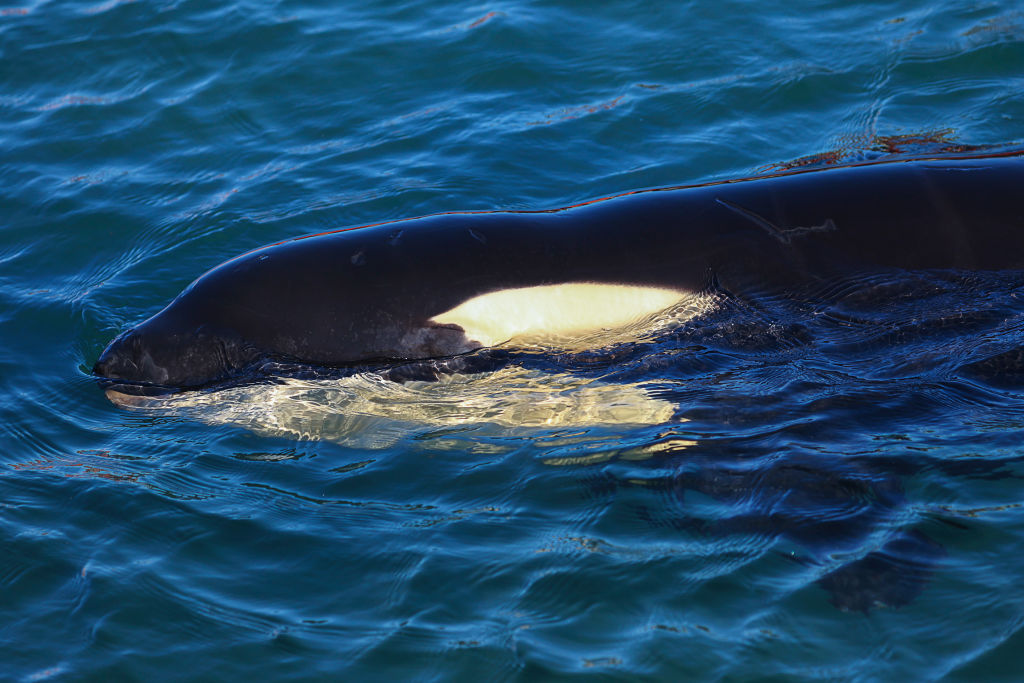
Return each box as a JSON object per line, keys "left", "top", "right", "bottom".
{"left": 94, "top": 153, "right": 1024, "bottom": 390}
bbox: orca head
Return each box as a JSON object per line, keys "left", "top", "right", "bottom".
{"left": 94, "top": 309, "right": 259, "bottom": 390}
{"left": 93, "top": 281, "right": 702, "bottom": 391}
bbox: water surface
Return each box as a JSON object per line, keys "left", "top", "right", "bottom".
{"left": 3, "top": 0, "right": 1024, "bottom": 679}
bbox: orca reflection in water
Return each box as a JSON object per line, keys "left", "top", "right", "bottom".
{"left": 615, "top": 450, "right": 954, "bottom": 613}
{"left": 94, "top": 152, "right": 1024, "bottom": 390}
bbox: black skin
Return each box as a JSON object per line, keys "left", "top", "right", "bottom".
{"left": 94, "top": 152, "right": 1024, "bottom": 390}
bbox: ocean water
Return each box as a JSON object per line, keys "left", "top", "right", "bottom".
{"left": 4, "top": 0, "right": 1024, "bottom": 679}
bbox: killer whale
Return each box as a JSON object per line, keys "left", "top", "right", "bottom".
{"left": 94, "top": 152, "right": 1024, "bottom": 390}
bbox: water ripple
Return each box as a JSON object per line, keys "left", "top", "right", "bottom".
{"left": 5, "top": 0, "right": 1024, "bottom": 678}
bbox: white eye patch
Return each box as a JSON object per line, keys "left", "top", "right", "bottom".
{"left": 430, "top": 282, "right": 689, "bottom": 347}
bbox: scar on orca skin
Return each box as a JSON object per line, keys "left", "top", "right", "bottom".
{"left": 715, "top": 197, "right": 837, "bottom": 244}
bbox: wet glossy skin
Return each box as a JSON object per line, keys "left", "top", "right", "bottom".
{"left": 94, "top": 152, "right": 1024, "bottom": 390}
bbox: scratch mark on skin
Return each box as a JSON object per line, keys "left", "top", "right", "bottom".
{"left": 716, "top": 197, "right": 837, "bottom": 244}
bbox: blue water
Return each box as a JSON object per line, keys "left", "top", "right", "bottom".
{"left": 4, "top": 0, "right": 1024, "bottom": 679}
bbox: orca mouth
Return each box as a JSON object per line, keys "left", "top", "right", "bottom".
{"left": 92, "top": 352, "right": 134, "bottom": 381}
{"left": 94, "top": 351, "right": 286, "bottom": 397}
{"left": 92, "top": 332, "right": 168, "bottom": 386}
{"left": 92, "top": 373, "right": 182, "bottom": 397}
{"left": 93, "top": 352, "right": 176, "bottom": 395}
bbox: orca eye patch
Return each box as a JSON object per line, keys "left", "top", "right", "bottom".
{"left": 430, "top": 282, "right": 689, "bottom": 347}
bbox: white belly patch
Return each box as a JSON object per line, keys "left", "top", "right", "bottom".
{"left": 430, "top": 282, "right": 693, "bottom": 348}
